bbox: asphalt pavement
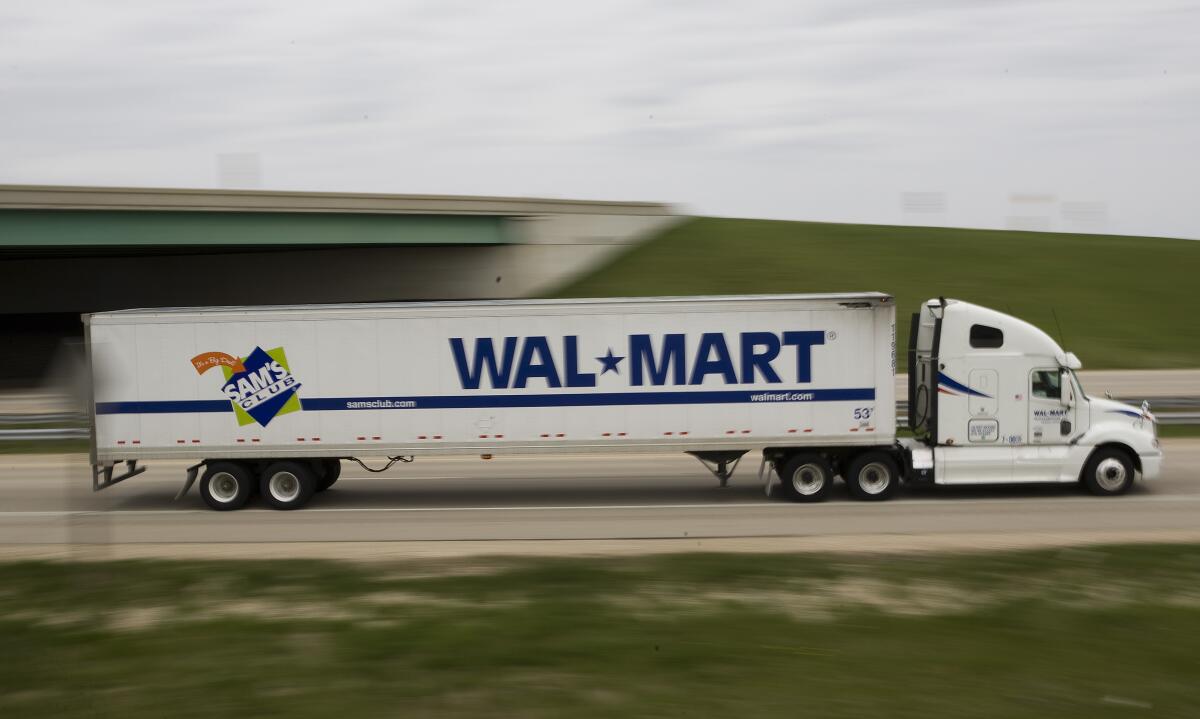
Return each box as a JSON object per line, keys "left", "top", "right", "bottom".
{"left": 0, "top": 440, "right": 1196, "bottom": 558}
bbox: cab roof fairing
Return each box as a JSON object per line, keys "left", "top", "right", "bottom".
{"left": 928, "top": 298, "right": 1073, "bottom": 366}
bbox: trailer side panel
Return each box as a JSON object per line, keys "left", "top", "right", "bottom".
{"left": 88, "top": 294, "right": 896, "bottom": 462}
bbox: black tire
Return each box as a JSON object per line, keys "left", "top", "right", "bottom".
{"left": 777, "top": 453, "right": 834, "bottom": 502}
{"left": 1082, "top": 447, "right": 1135, "bottom": 496}
{"left": 199, "top": 461, "right": 254, "bottom": 511}
{"left": 845, "top": 451, "right": 900, "bottom": 501}
{"left": 315, "top": 458, "right": 341, "bottom": 492}
{"left": 260, "top": 460, "right": 317, "bottom": 510}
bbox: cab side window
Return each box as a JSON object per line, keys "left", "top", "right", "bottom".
{"left": 1031, "top": 370, "right": 1061, "bottom": 399}
{"left": 969, "top": 324, "right": 1004, "bottom": 348}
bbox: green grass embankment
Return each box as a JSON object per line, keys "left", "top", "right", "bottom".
{"left": 3, "top": 545, "right": 1199, "bottom": 717}
{"left": 554, "top": 218, "right": 1200, "bottom": 370}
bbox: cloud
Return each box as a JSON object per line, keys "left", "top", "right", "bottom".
{"left": 0, "top": 0, "right": 1196, "bottom": 237}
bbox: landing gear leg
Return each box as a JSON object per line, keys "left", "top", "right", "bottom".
{"left": 687, "top": 450, "right": 748, "bottom": 488}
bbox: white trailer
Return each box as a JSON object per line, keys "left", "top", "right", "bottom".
{"left": 84, "top": 293, "right": 1161, "bottom": 510}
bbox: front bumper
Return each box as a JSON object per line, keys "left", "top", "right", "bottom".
{"left": 1139, "top": 450, "right": 1164, "bottom": 481}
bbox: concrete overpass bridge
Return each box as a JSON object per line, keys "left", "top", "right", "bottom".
{"left": 0, "top": 184, "right": 678, "bottom": 385}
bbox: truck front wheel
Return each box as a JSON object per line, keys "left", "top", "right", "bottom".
{"left": 845, "top": 451, "right": 900, "bottom": 501}
{"left": 261, "top": 461, "right": 317, "bottom": 510}
{"left": 1082, "top": 448, "right": 1134, "bottom": 496}
{"left": 778, "top": 454, "right": 834, "bottom": 502}
{"left": 199, "top": 461, "right": 254, "bottom": 511}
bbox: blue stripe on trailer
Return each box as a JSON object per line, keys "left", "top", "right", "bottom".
{"left": 96, "top": 387, "right": 876, "bottom": 415}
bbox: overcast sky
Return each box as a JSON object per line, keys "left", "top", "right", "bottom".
{"left": 2, "top": 0, "right": 1197, "bottom": 238}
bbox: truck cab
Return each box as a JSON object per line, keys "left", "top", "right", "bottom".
{"left": 907, "top": 298, "right": 1162, "bottom": 494}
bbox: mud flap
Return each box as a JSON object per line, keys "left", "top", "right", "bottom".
{"left": 175, "top": 462, "right": 205, "bottom": 501}
{"left": 759, "top": 456, "right": 776, "bottom": 497}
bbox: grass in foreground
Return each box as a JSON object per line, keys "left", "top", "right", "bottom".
{"left": 3, "top": 545, "right": 1199, "bottom": 718}
{"left": 554, "top": 217, "right": 1200, "bottom": 370}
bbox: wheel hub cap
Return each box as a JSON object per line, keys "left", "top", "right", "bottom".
{"left": 269, "top": 472, "right": 301, "bottom": 502}
{"left": 1095, "top": 458, "right": 1127, "bottom": 491}
{"left": 209, "top": 472, "right": 239, "bottom": 503}
{"left": 792, "top": 464, "right": 825, "bottom": 495}
{"left": 859, "top": 462, "right": 891, "bottom": 494}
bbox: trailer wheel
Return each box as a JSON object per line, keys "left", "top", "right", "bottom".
{"left": 1082, "top": 448, "right": 1134, "bottom": 496}
{"left": 315, "top": 458, "right": 341, "bottom": 492}
{"left": 845, "top": 451, "right": 900, "bottom": 501}
{"left": 778, "top": 454, "right": 834, "bottom": 502}
{"left": 199, "top": 461, "right": 254, "bottom": 511}
{"left": 260, "top": 461, "right": 317, "bottom": 510}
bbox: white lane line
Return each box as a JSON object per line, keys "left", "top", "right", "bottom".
{"left": 1, "top": 494, "right": 1198, "bottom": 517}
{"left": 317, "top": 476, "right": 474, "bottom": 482}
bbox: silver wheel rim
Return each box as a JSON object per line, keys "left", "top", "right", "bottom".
{"left": 858, "top": 462, "right": 892, "bottom": 495}
{"left": 1095, "top": 458, "right": 1128, "bottom": 491}
{"left": 209, "top": 472, "right": 240, "bottom": 503}
{"left": 268, "top": 471, "right": 301, "bottom": 503}
{"left": 791, "top": 463, "right": 826, "bottom": 495}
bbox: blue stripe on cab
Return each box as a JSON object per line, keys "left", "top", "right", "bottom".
{"left": 936, "top": 373, "right": 992, "bottom": 399}
{"left": 1107, "top": 409, "right": 1142, "bottom": 418}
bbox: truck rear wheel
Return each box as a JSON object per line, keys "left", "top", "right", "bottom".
{"left": 778, "top": 454, "right": 834, "bottom": 502}
{"left": 845, "top": 451, "right": 900, "bottom": 501}
{"left": 315, "top": 458, "right": 341, "bottom": 492}
{"left": 1082, "top": 448, "right": 1134, "bottom": 496}
{"left": 261, "top": 461, "right": 317, "bottom": 510}
{"left": 199, "top": 461, "right": 254, "bottom": 511}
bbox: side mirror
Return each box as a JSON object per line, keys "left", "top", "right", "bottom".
{"left": 1057, "top": 351, "right": 1083, "bottom": 370}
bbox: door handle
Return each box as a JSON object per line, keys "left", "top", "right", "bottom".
{"left": 1060, "top": 420, "right": 1072, "bottom": 436}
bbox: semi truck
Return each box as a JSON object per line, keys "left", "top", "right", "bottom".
{"left": 84, "top": 293, "right": 1162, "bottom": 510}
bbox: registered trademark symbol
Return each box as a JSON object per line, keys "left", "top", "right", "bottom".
{"left": 826, "top": 331, "right": 837, "bottom": 341}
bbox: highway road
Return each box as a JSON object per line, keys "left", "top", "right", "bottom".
{"left": 0, "top": 440, "right": 1196, "bottom": 558}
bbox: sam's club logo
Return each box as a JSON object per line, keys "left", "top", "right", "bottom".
{"left": 191, "top": 346, "right": 301, "bottom": 427}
